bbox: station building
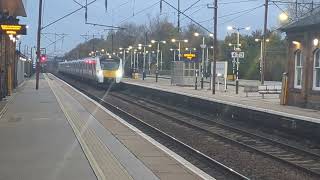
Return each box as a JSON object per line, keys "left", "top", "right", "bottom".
{"left": 281, "top": 11, "right": 320, "bottom": 109}
{"left": 0, "top": 0, "right": 27, "bottom": 99}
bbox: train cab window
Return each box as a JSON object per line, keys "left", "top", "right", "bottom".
{"left": 100, "top": 57, "right": 120, "bottom": 71}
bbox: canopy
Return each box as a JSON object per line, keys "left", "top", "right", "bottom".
{"left": 0, "top": 0, "right": 27, "bottom": 17}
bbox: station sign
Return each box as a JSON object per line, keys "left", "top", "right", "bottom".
{"left": 231, "top": 52, "right": 245, "bottom": 58}
{"left": 182, "top": 52, "right": 200, "bottom": 62}
{"left": 0, "top": 24, "right": 27, "bottom": 35}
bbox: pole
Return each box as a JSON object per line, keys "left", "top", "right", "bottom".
{"left": 148, "top": 52, "right": 151, "bottom": 74}
{"left": 36, "top": 0, "right": 43, "bottom": 90}
{"left": 212, "top": 0, "right": 218, "bottom": 94}
{"left": 206, "top": 47, "right": 209, "bottom": 76}
{"left": 178, "top": 42, "right": 181, "bottom": 61}
{"left": 262, "top": 0, "right": 268, "bottom": 85}
{"left": 156, "top": 42, "right": 159, "bottom": 82}
{"left": 260, "top": 41, "right": 263, "bottom": 78}
{"left": 201, "top": 37, "right": 205, "bottom": 89}
{"left": 160, "top": 50, "right": 163, "bottom": 71}
{"left": 156, "top": 43, "right": 160, "bottom": 69}
{"left": 236, "top": 30, "right": 240, "bottom": 94}
{"left": 173, "top": 50, "right": 176, "bottom": 61}
{"left": 130, "top": 51, "right": 133, "bottom": 69}
{"left": 143, "top": 46, "right": 146, "bottom": 80}
{"left": 133, "top": 52, "right": 136, "bottom": 70}
{"left": 178, "top": 0, "right": 180, "bottom": 33}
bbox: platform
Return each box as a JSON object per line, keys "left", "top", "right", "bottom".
{"left": 0, "top": 74, "right": 212, "bottom": 180}
{"left": 122, "top": 77, "right": 320, "bottom": 124}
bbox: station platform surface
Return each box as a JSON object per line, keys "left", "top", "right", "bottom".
{"left": 0, "top": 74, "right": 211, "bottom": 180}
{"left": 123, "top": 77, "right": 320, "bottom": 124}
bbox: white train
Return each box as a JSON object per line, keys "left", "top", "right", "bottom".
{"left": 58, "top": 55, "right": 123, "bottom": 83}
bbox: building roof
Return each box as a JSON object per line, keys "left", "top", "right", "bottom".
{"left": 280, "top": 10, "right": 320, "bottom": 32}
{"left": 0, "top": 0, "right": 27, "bottom": 17}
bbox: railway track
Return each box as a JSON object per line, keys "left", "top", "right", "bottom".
{"left": 52, "top": 73, "right": 249, "bottom": 180}
{"left": 111, "top": 91, "right": 320, "bottom": 178}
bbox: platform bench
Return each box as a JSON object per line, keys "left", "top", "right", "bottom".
{"left": 244, "top": 85, "right": 259, "bottom": 97}
{"left": 258, "top": 85, "right": 282, "bottom": 98}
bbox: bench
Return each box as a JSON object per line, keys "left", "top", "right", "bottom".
{"left": 258, "top": 85, "right": 282, "bottom": 98}
{"left": 244, "top": 85, "right": 259, "bottom": 97}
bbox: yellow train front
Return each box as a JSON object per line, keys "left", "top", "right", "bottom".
{"left": 98, "top": 55, "right": 123, "bottom": 84}
{"left": 58, "top": 55, "right": 123, "bottom": 84}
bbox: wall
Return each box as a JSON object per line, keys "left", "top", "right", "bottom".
{"left": 286, "top": 30, "right": 320, "bottom": 109}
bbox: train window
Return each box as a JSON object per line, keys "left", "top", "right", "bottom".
{"left": 100, "top": 60, "right": 119, "bottom": 70}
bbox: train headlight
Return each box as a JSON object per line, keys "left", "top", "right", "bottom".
{"left": 98, "top": 70, "right": 103, "bottom": 76}
{"left": 116, "top": 69, "right": 123, "bottom": 78}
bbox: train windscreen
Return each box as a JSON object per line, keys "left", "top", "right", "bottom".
{"left": 100, "top": 58, "right": 120, "bottom": 70}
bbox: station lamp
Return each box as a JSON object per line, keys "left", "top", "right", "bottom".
{"left": 313, "top": 38, "right": 319, "bottom": 47}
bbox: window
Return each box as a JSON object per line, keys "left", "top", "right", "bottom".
{"left": 313, "top": 49, "right": 320, "bottom": 90}
{"left": 294, "top": 50, "right": 303, "bottom": 89}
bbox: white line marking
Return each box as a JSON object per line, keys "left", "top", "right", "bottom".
{"left": 50, "top": 73, "right": 215, "bottom": 180}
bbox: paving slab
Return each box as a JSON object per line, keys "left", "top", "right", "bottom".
{"left": 0, "top": 75, "right": 97, "bottom": 180}
{"left": 48, "top": 73, "right": 213, "bottom": 180}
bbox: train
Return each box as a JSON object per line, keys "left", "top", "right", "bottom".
{"left": 58, "top": 55, "right": 124, "bottom": 84}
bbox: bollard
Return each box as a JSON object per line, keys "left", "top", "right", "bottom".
{"left": 201, "top": 72, "right": 204, "bottom": 89}
{"left": 142, "top": 71, "right": 146, "bottom": 80}
{"left": 156, "top": 70, "right": 159, "bottom": 83}
{"left": 195, "top": 70, "right": 198, "bottom": 90}
{"left": 236, "top": 80, "right": 239, "bottom": 94}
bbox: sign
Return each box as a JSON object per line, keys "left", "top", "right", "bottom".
{"left": 183, "top": 53, "right": 196, "bottom": 60}
{"left": 182, "top": 52, "right": 200, "bottom": 62}
{"left": 200, "top": 44, "right": 206, "bottom": 49}
{"left": 239, "top": 52, "right": 245, "bottom": 58}
{"left": 231, "top": 52, "right": 238, "bottom": 58}
{"left": 215, "top": 61, "right": 228, "bottom": 78}
{"left": 231, "top": 52, "right": 245, "bottom": 58}
{"left": 0, "top": 24, "right": 27, "bottom": 35}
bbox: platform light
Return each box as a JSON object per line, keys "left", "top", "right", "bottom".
{"left": 184, "top": 39, "right": 188, "bottom": 43}
{"left": 151, "top": 40, "right": 156, "bottom": 43}
{"left": 227, "top": 26, "right": 234, "bottom": 31}
{"left": 171, "top": 39, "right": 176, "bottom": 43}
{"left": 209, "top": 33, "right": 214, "bottom": 37}
{"left": 292, "top": 41, "right": 301, "bottom": 49}
{"left": 313, "top": 38, "right": 319, "bottom": 46}
{"left": 279, "top": 12, "right": 289, "bottom": 22}
{"left": 194, "top": 32, "right": 200, "bottom": 37}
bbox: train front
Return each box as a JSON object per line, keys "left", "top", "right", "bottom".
{"left": 99, "top": 55, "right": 123, "bottom": 84}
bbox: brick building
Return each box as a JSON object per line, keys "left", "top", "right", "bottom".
{"left": 0, "top": 0, "right": 26, "bottom": 98}
{"left": 281, "top": 11, "right": 320, "bottom": 109}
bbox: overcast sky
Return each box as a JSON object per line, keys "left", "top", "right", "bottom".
{"left": 19, "top": 0, "right": 284, "bottom": 56}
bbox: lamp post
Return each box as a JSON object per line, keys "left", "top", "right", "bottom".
{"left": 170, "top": 48, "right": 179, "bottom": 62}
{"left": 171, "top": 39, "right": 188, "bottom": 61}
{"left": 194, "top": 33, "right": 213, "bottom": 89}
{"left": 131, "top": 46, "right": 142, "bottom": 72}
{"left": 227, "top": 25, "right": 250, "bottom": 94}
{"left": 206, "top": 46, "right": 214, "bottom": 77}
{"left": 255, "top": 38, "right": 270, "bottom": 82}
{"left": 119, "top": 46, "right": 132, "bottom": 64}
{"left": 151, "top": 40, "right": 166, "bottom": 81}
{"left": 138, "top": 44, "right": 152, "bottom": 80}
{"left": 185, "top": 47, "right": 197, "bottom": 54}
